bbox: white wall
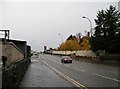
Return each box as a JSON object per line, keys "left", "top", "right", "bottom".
{"left": 52, "top": 51, "right": 75, "bottom": 55}
{"left": 52, "top": 50, "right": 97, "bottom": 57}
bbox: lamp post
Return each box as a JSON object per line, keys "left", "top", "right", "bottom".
{"left": 82, "top": 16, "right": 92, "bottom": 37}
{"left": 58, "top": 33, "right": 63, "bottom": 43}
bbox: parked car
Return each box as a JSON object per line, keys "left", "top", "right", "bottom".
{"left": 61, "top": 56, "right": 72, "bottom": 63}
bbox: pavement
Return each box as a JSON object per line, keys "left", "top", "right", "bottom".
{"left": 19, "top": 55, "right": 75, "bottom": 88}
{"left": 0, "top": 60, "right": 2, "bottom": 89}
{"left": 0, "top": 70, "right": 1, "bottom": 89}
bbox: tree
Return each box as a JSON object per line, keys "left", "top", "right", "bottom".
{"left": 59, "top": 35, "right": 91, "bottom": 51}
{"left": 91, "top": 5, "right": 120, "bottom": 54}
{"left": 81, "top": 36, "right": 91, "bottom": 50}
{"left": 59, "top": 35, "right": 81, "bottom": 51}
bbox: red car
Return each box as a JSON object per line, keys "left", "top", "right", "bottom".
{"left": 61, "top": 56, "right": 72, "bottom": 63}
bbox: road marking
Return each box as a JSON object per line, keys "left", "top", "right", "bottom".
{"left": 64, "top": 65, "right": 85, "bottom": 72}
{"left": 93, "top": 73, "right": 120, "bottom": 83}
{"left": 48, "top": 58, "right": 62, "bottom": 64}
{"left": 42, "top": 60, "right": 88, "bottom": 89}
{"left": 72, "top": 67, "right": 85, "bottom": 72}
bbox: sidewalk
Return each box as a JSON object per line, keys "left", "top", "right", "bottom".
{"left": 0, "top": 59, "right": 2, "bottom": 89}
{"left": 0, "top": 70, "right": 1, "bottom": 89}
{"left": 19, "top": 57, "right": 75, "bottom": 88}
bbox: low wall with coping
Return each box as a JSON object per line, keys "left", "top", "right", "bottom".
{"left": 52, "top": 50, "right": 97, "bottom": 58}
{"left": 2, "top": 58, "right": 31, "bottom": 88}
{"left": 52, "top": 51, "right": 75, "bottom": 55}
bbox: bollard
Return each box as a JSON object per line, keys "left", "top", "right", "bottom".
{"left": 2, "top": 56, "right": 7, "bottom": 66}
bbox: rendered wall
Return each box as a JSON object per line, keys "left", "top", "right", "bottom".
{"left": 52, "top": 50, "right": 97, "bottom": 57}
{"left": 0, "top": 42, "right": 24, "bottom": 64}
{"left": 52, "top": 51, "right": 75, "bottom": 55}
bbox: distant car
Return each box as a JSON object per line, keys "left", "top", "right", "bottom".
{"left": 61, "top": 56, "right": 72, "bottom": 63}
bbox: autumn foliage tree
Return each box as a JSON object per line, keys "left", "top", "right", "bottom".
{"left": 59, "top": 35, "right": 81, "bottom": 51}
{"left": 59, "top": 35, "right": 91, "bottom": 51}
{"left": 80, "top": 36, "right": 91, "bottom": 50}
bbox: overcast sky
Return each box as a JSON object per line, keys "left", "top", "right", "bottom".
{"left": 0, "top": 0, "right": 119, "bottom": 51}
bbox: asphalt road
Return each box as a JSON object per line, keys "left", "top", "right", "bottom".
{"left": 19, "top": 55, "right": 76, "bottom": 88}
{"left": 40, "top": 54, "right": 120, "bottom": 88}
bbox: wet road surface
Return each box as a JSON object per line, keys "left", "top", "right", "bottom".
{"left": 19, "top": 54, "right": 120, "bottom": 89}
{"left": 19, "top": 55, "right": 76, "bottom": 88}
{"left": 40, "top": 54, "right": 120, "bottom": 88}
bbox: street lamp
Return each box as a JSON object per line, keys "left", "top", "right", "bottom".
{"left": 58, "top": 33, "right": 63, "bottom": 43}
{"left": 82, "top": 16, "right": 92, "bottom": 37}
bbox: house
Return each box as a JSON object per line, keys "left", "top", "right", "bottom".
{"left": 0, "top": 38, "right": 28, "bottom": 65}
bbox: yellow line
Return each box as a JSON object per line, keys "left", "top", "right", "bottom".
{"left": 42, "top": 60, "right": 88, "bottom": 89}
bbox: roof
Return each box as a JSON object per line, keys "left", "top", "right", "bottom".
{"left": 0, "top": 38, "right": 26, "bottom": 43}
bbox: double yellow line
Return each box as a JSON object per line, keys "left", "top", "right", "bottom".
{"left": 42, "top": 60, "right": 88, "bottom": 89}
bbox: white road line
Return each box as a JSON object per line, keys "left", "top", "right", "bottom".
{"left": 93, "top": 73, "right": 120, "bottom": 83}
{"left": 73, "top": 67, "right": 85, "bottom": 72}
{"left": 42, "top": 60, "right": 88, "bottom": 89}
{"left": 48, "top": 58, "right": 62, "bottom": 64}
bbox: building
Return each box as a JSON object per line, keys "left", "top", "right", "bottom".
{"left": 0, "top": 38, "right": 28, "bottom": 64}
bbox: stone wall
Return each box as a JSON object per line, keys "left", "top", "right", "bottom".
{"left": 2, "top": 58, "right": 31, "bottom": 88}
